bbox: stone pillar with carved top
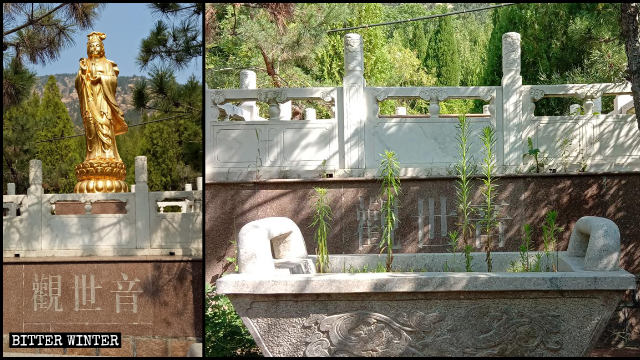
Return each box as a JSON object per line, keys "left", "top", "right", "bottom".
{"left": 22, "top": 160, "right": 44, "bottom": 250}
{"left": 134, "top": 156, "right": 150, "bottom": 249}
{"left": 239, "top": 70, "right": 260, "bottom": 120}
{"left": 343, "top": 33, "right": 366, "bottom": 170}
{"left": 501, "top": 32, "right": 523, "bottom": 168}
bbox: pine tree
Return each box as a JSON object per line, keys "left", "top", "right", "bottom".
{"left": 137, "top": 3, "right": 203, "bottom": 71}
{"left": 429, "top": 15, "right": 461, "bottom": 87}
{"left": 3, "top": 3, "right": 102, "bottom": 107}
{"left": 3, "top": 91, "right": 39, "bottom": 194}
{"left": 34, "top": 76, "right": 82, "bottom": 193}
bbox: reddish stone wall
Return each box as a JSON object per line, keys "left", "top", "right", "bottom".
{"left": 2, "top": 257, "right": 202, "bottom": 357}
{"left": 205, "top": 172, "right": 640, "bottom": 282}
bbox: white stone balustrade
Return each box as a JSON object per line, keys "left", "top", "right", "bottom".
{"left": 3, "top": 156, "right": 202, "bottom": 257}
{"left": 205, "top": 32, "right": 638, "bottom": 182}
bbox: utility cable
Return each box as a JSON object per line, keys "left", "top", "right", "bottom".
{"left": 33, "top": 113, "right": 192, "bottom": 143}
{"left": 327, "top": 3, "right": 518, "bottom": 33}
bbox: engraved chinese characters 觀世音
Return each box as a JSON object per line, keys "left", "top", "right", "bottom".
{"left": 74, "top": 31, "right": 129, "bottom": 193}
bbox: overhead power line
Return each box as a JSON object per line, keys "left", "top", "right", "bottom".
{"left": 327, "top": 3, "right": 518, "bottom": 33}
{"left": 33, "top": 113, "right": 191, "bottom": 143}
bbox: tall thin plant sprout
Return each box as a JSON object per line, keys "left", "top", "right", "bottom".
{"left": 311, "top": 187, "right": 332, "bottom": 273}
{"left": 542, "top": 210, "right": 563, "bottom": 272}
{"left": 480, "top": 126, "right": 498, "bottom": 272}
{"left": 378, "top": 150, "right": 401, "bottom": 272}
{"left": 454, "top": 116, "right": 475, "bottom": 272}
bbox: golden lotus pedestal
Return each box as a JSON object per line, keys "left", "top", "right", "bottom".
{"left": 74, "top": 160, "right": 128, "bottom": 193}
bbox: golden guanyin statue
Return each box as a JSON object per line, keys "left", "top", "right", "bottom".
{"left": 74, "top": 31, "right": 128, "bottom": 193}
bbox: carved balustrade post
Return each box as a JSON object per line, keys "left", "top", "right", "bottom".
{"left": 24, "top": 160, "right": 44, "bottom": 250}
{"left": 7, "top": 183, "right": 16, "bottom": 217}
{"left": 501, "top": 32, "right": 524, "bottom": 168}
{"left": 135, "top": 156, "right": 150, "bottom": 249}
{"left": 239, "top": 70, "right": 260, "bottom": 120}
{"left": 343, "top": 33, "right": 366, "bottom": 170}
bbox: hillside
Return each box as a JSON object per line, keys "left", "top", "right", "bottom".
{"left": 35, "top": 74, "right": 145, "bottom": 133}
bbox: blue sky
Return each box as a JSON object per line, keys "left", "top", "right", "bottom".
{"left": 32, "top": 3, "right": 201, "bottom": 84}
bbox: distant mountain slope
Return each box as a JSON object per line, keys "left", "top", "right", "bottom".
{"left": 35, "top": 74, "right": 145, "bottom": 132}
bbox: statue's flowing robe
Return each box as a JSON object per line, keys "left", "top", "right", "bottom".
{"left": 75, "top": 57, "right": 127, "bottom": 161}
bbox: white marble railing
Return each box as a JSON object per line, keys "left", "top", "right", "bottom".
{"left": 3, "top": 157, "right": 202, "bottom": 257}
{"left": 206, "top": 32, "right": 638, "bottom": 181}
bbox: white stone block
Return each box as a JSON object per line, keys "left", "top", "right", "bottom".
{"left": 237, "top": 217, "right": 308, "bottom": 274}
{"left": 279, "top": 101, "right": 292, "bottom": 121}
{"left": 614, "top": 94, "right": 634, "bottom": 114}
{"left": 305, "top": 108, "right": 317, "bottom": 120}
{"left": 135, "top": 156, "right": 147, "bottom": 183}
{"left": 29, "top": 159, "right": 42, "bottom": 186}
{"left": 567, "top": 216, "right": 621, "bottom": 271}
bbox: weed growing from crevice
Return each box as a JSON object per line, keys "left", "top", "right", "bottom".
{"left": 542, "top": 210, "right": 563, "bottom": 272}
{"left": 378, "top": 150, "right": 401, "bottom": 272}
{"left": 454, "top": 115, "right": 475, "bottom": 272}
{"left": 310, "top": 187, "right": 332, "bottom": 273}
{"left": 480, "top": 126, "right": 498, "bottom": 272}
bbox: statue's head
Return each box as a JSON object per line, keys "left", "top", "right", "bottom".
{"left": 86, "top": 32, "right": 106, "bottom": 58}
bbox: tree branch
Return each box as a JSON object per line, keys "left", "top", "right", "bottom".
{"left": 3, "top": 3, "right": 67, "bottom": 36}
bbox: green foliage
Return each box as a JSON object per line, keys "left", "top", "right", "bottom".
{"left": 131, "top": 73, "right": 202, "bottom": 191}
{"left": 542, "top": 210, "right": 563, "bottom": 272}
{"left": 479, "top": 126, "right": 498, "bottom": 272}
{"left": 3, "top": 76, "right": 81, "bottom": 194}
{"left": 454, "top": 116, "right": 475, "bottom": 271}
{"left": 2, "top": 57, "right": 36, "bottom": 109}
{"left": 508, "top": 224, "right": 539, "bottom": 272}
{"left": 132, "top": 68, "right": 202, "bottom": 193}
{"left": 427, "top": 13, "right": 461, "bottom": 86}
{"left": 558, "top": 137, "right": 573, "bottom": 173}
{"left": 444, "top": 231, "right": 460, "bottom": 272}
{"left": 137, "top": 114, "right": 201, "bottom": 191}
{"left": 483, "top": 3, "right": 627, "bottom": 87}
{"left": 463, "top": 244, "right": 474, "bottom": 273}
{"left": 378, "top": 150, "right": 401, "bottom": 272}
{"left": 345, "top": 262, "right": 387, "bottom": 273}
{"left": 132, "top": 4, "right": 202, "bottom": 192}
{"left": 3, "top": 4, "right": 102, "bottom": 107}
{"left": 344, "top": 262, "right": 427, "bottom": 273}
{"left": 205, "top": 284, "right": 260, "bottom": 357}
{"left": 310, "top": 187, "right": 332, "bottom": 273}
{"left": 3, "top": 91, "right": 39, "bottom": 194}
{"left": 137, "top": 3, "right": 202, "bottom": 70}
{"left": 34, "top": 76, "right": 83, "bottom": 193}
{"left": 524, "top": 137, "right": 545, "bottom": 173}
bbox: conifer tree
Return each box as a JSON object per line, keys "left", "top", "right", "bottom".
{"left": 3, "top": 3, "right": 102, "bottom": 107}
{"left": 428, "top": 15, "right": 461, "bottom": 86}
{"left": 3, "top": 91, "right": 39, "bottom": 194}
{"left": 133, "top": 3, "right": 203, "bottom": 191}
{"left": 34, "top": 76, "right": 82, "bottom": 193}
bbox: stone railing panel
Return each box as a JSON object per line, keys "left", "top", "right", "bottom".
{"left": 205, "top": 32, "right": 638, "bottom": 181}
{"left": 363, "top": 86, "right": 501, "bottom": 171}
{"left": 522, "top": 83, "right": 638, "bottom": 171}
{"left": 41, "top": 193, "right": 136, "bottom": 250}
{"left": 206, "top": 87, "right": 340, "bottom": 182}
{"left": 3, "top": 156, "right": 202, "bottom": 257}
{"left": 149, "top": 190, "right": 202, "bottom": 250}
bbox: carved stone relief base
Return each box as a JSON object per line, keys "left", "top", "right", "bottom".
{"left": 229, "top": 291, "right": 620, "bottom": 357}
